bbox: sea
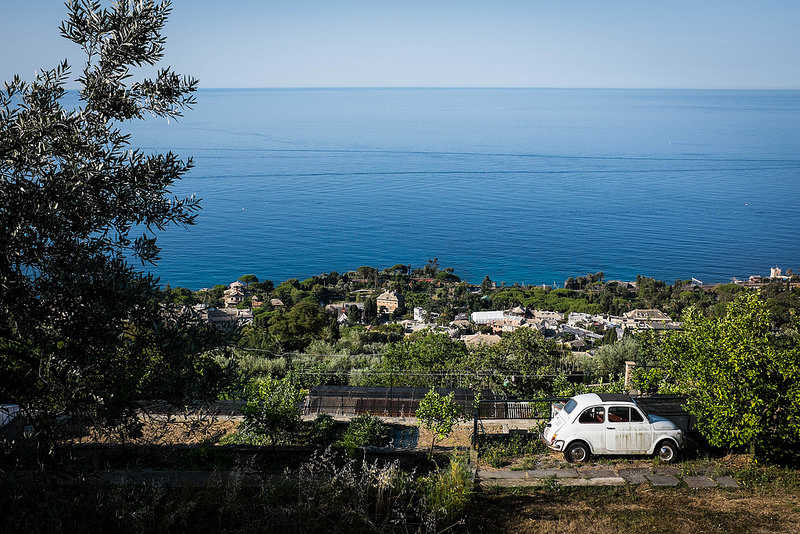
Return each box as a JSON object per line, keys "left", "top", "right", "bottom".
{"left": 120, "top": 88, "right": 800, "bottom": 290}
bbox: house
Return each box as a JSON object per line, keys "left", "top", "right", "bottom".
{"left": 567, "top": 312, "right": 592, "bottom": 327}
{"left": 561, "top": 324, "right": 603, "bottom": 341}
{"left": 462, "top": 333, "right": 502, "bottom": 347}
{"left": 199, "top": 307, "right": 253, "bottom": 327}
{"left": 376, "top": 291, "right": 405, "bottom": 313}
{"left": 622, "top": 309, "right": 673, "bottom": 331}
{"left": 590, "top": 314, "right": 624, "bottom": 330}
{"left": 509, "top": 306, "right": 528, "bottom": 317}
{"left": 504, "top": 314, "right": 526, "bottom": 327}
{"left": 532, "top": 310, "right": 565, "bottom": 322}
{"left": 223, "top": 281, "right": 248, "bottom": 308}
{"left": 450, "top": 319, "right": 472, "bottom": 331}
{"left": 325, "top": 302, "right": 364, "bottom": 319}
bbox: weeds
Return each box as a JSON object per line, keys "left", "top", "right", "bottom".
{"left": 734, "top": 462, "right": 800, "bottom": 492}
{"left": 2, "top": 447, "right": 473, "bottom": 533}
{"left": 537, "top": 474, "right": 560, "bottom": 492}
{"left": 419, "top": 450, "right": 475, "bottom": 526}
{"left": 479, "top": 434, "right": 546, "bottom": 468}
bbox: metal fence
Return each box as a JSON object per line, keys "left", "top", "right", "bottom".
{"left": 475, "top": 395, "right": 694, "bottom": 431}
{"left": 303, "top": 385, "right": 499, "bottom": 418}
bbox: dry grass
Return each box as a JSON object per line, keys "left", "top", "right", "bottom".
{"left": 69, "top": 416, "right": 238, "bottom": 445}
{"left": 46, "top": 417, "right": 800, "bottom": 533}
{"left": 464, "top": 485, "right": 800, "bottom": 533}
{"left": 416, "top": 423, "right": 474, "bottom": 451}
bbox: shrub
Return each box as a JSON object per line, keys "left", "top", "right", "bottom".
{"left": 307, "top": 413, "right": 339, "bottom": 447}
{"left": 338, "top": 414, "right": 391, "bottom": 454}
{"left": 240, "top": 376, "right": 304, "bottom": 445}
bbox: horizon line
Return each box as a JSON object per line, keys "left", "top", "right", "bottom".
{"left": 191, "top": 85, "right": 800, "bottom": 91}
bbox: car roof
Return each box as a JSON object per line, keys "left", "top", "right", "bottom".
{"left": 570, "top": 393, "right": 635, "bottom": 406}
{"left": 597, "top": 393, "right": 635, "bottom": 403}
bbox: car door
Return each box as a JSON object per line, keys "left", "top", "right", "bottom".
{"left": 605, "top": 406, "right": 652, "bottom": 453}
{"left": 575, "top": 405, "right": 607, "bottom": 453}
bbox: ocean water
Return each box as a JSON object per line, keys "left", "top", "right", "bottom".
{"left": 123, "top": 88, "right": 800, "bottom": 289}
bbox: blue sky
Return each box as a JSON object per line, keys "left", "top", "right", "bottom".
{"left": 2, "top": 0, "right": 799, "bottom": 89}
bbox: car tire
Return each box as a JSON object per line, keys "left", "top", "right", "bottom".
{"left": 656, "top": 440, "right": 679, "bottom": 463}
{"left": 564, "top": 441, "right": 591, "bottom": 463}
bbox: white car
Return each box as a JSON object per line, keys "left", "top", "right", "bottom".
{"left": 541, "top": 393, "right": 684, "bottom": 463}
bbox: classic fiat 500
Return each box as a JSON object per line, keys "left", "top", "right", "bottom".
{"left": 541, "top": 393, "right": 684, "bottom": 463}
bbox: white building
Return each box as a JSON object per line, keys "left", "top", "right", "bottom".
{"left": 471, "top": 310, "right": 505, "bottom": 325}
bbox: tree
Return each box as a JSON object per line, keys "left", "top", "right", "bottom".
{"left": 363, "top": 297, "right": 378, "bottom": 322}
{"left": 268, "top": 300, "right": 330, "bottom": 352}
{"left": 238, "top": 274, "right": 258, "bottom": 287}
{"left": 480, "top": 275, "right": 494, "bottom": 293}
{"left": 0, "top": 1, "right": 226, "bottom": 439}
{"left": 381, "top": 331, "right": 470, "bottom": 375}
{"left": 487, "top": 328, "right": 561, "bottom": 397}
{"left": 241, "top": 376, "right": 304, "bottom": 445}
{"left": 583, "top": 336, "right": 641, "bottom": 380}
{"left": 659, "top": 293, "right": 800, "bottom": 461}
{"left": 416, "top": 389, "right": 464, "bottom": 458}
{"left": 347, "top": 304, "right": 362, "bottom": 324}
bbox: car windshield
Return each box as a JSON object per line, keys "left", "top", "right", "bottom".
{"left": 564, "top": 398, "right": 578, "bottom": 414}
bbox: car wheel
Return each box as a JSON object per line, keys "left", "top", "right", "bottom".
{"left": 656, "top": 441, "right": 678, "bottom": 463}
{"left": 564, "top": 441, "right": 590, "bottom": 463}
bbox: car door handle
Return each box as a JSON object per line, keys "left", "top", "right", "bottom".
{"left": 606, "top": 427, "right": 616, "bottom": 430}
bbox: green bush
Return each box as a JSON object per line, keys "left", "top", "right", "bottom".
{"left": 240, "top": 376, "right": 304, "bottom": 445}
{"left": 307, "top": 413, "right": 339, "bottom": 447}
{"left": 338, "top": 414, "right": 391, "bottom": 454}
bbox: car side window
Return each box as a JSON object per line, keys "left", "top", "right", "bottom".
{"left": 608, "top": 406, "right": 630, "bottom": 423}
{"left": 630, "top": 408, "right": 644, "bottom": 422}
{"left": 578, "top": 406, "right": 605, "bottom": 424}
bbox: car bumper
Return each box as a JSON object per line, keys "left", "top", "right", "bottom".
{"left": 540, "top": 432, "right": 564, "bottom": 452}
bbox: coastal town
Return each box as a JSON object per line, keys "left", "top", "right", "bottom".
{"left": 183, "top": 264, "right": 799, "bottom": 358}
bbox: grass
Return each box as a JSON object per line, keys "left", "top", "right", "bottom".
{"left": 1, "top": 445, "right": 475, "bottom": 533}
{"left": 464, "top": 481, "right": 800, "bottom": 533}
{"left": 465, "top": 453, "right": 800, "bottom": 533}
{"left": 9, "top": 414, "right": 800, "bottom": 533}
{"left": 479, "top": 434, "right": 547, "bottom": 469}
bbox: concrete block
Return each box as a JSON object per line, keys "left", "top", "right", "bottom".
{"left": 559, "top": 477, "right": 627, "bottom": 486}
{"left": 479, "top": 470, "right": 528, "bottom": 479}
{"left": 714, "top": 476, "right": 740, "bottom": 488}
{"left": 617, "top": 468, "right": 649, "bottom": 484}
{"left": 526, "top": 468, "right": 579, "bottom": 479}
{"left": 577, "top": 468, "right": 617, "bottom": 478}
{"left": 684, "top": 476, "right": 717, "bottom": 488}
{"left": 645, "top": 473, "right": 680, "bottom": 487}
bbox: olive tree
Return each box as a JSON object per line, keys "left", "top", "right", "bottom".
{"left": 0, "top": 1, "right": 230, "bottom": 441}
